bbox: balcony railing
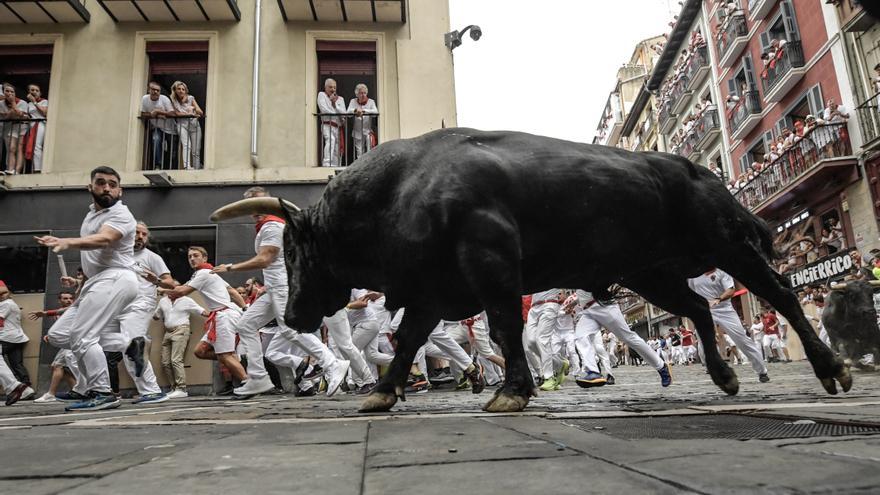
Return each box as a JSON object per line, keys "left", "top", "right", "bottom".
{"left": 659, "top": 100, "right": 676, "bottom": 134}
{"left": 761, "top": 40, "right": 805, "bottom": 96}
{"left": 677, "top": 110, "right": 721, "bottom": 159}
{"left": 716, "top": 14, "right": 749, "bottom": 64}
{"left": 316, "top": 113, "right": 381, "bottom": 167}
{"left": 855, "top": 92, "right": 880, "bottom": 148}
{"left": 684, "top": 46, "right": 710, "bottom": 91}
{"left": 1, "top": 118, "right": 47, "bottom": 175}
{"left": 139, "top": 115, "right": 205, "bottom": 171}
{"left": 733, "top": 124, "right": 852, "bottom": 210}
{"left": 727, "top": 90, "right": 762, "bottom": 136}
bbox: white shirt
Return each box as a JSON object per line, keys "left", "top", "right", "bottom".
{"left": 255, "top": 221, "right": 286, "bottom": 289}
{"left": 823, "top": 105, "right": 849, "bottom": 123}
{"left": 346, "top": 98, "right": 378, "bottom": 137}
{"left": 0, "top": 299, "right": 28, "bottom": 344}
{"left": 750, "top": 322, "right": 764, "bottom": 338}
{"left": 141, "top": 94, "right": 177, "bottom": 134}
{"left": 132, "top": 248, "right": 170, "bottom": 306}
{"left": 27, "top": 98, "right": 48, "bottom": 121}
{"left": 348, "top": 288, "right": 377, "bottom": 326}
{"left": 556, "top": 312, "right": 575, "bottom": 335}
{"left": 688, "top": 269, "right": 735, "bottom": 309}
{"left": 532, "top": 289, "right": 562, "bottom": 303}
{"left": 317, "top": 92, "right": 347, "bottom": 124}
{"left": 186, "top": 269, "right": 236, "bottom": 312}
{"left": 155, "top": 295, "right": 205, "bottom": 329}
{"left": 79, "top": 201, "right": 136, "bottom": 279}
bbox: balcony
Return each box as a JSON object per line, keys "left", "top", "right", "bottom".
{"left": 0, "top": 118, "right": 47, "bottom": 175}
{"left": 97, "top": 1, "right": 240, "bottom": 22}
{"left": 855, "top": 92, "right": 880, "bottom": 150}
{"left": 316, "top": 112, "right": 381, "bottom": 167}
{"left": 676, "top": 111, "right": 721, "bottom": 162}
{"left": 733, "top": 124, "right": 855, "bottom": 215}
{"left": 761, "top": 40, "right": 806, "bottom": 103}
{"left": 727, "top": 90, "right": 762, "bottom": 141}
{"left": 748, "top": 0, "right": 777, "bottom": 21}
{"left": 658, "top": 100, "right": 677, "bottom": 135}
{"left": 0, "top": 0, "right": 89, "bottom": 23}
{"left": 278, "top": 0, "right": 406, "bottom": 22}
{"left": 139, "top": 116, "right": 205, "bottom": 171}
{"left": 670, "top": 78, "right": 694, "bottom": 115}
{"left": 685, "top": 46, "right": 711, "bottom": 92}
{"left": 716, "top": 14, "right": 750, "bottom": 68}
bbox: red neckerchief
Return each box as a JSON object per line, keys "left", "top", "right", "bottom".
{"left": 255, "top": 215, "right": 285, "bottom": 233}
{"left": 196, "top": 262, "right": 214, "bottom": 270}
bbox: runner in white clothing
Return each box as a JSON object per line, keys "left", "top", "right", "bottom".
{"left": 37, "top": 166, "right": 140, "bottom": 411}
{"left": 0, "top": 281, "right": 33, "bottom": 405}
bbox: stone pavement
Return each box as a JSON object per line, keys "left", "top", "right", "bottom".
{"left": 2, "top": 361, "right": 880, "bottom": 494}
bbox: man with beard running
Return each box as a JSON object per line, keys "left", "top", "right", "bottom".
{"left": 36, "top": 166, "right": 139, "bottom": 411}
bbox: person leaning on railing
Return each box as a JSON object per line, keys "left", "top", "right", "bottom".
{"left": 170, "top": 81, "right": 204, "bottom": 170}
{"left": 0, "top": 82, "right": 29, "bottom": 175}
{"left": 347, "top": 83, "right": 378, "bottom": 161}
{"left": 25, "top": 84, "right": 48, "bottom": 173}
{"left": 317, "top": 78, "right": 347, "bottom": 167}
{"left": 140, "top": 81, "right": 178, "bottom": 170}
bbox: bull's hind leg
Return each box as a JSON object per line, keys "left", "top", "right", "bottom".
{"left": 359, "top": 308, "right": 438, "bottom": 413}
{"left": 628, "top": 275, "right": 740, "bottom": 395}
{"left": 456, "top": 211, "right": 535, "bottom": 412}
{"left": 722, "top": 254, "right": 851, "bottom": 394}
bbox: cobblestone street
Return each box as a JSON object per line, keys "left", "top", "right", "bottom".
{"left": 2, "top": 361, "right": 880, "bottom": 494}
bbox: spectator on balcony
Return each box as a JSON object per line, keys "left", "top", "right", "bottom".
{"left": 140, "top": 82, "right": 178, "bottom": 170}
{"left": 820, "top": 227, "right": 842, "bottom": 255}
{"left": 24, "top": 84, "right": 47, "bottom": 173}
{"left": 347, "top": 83, "right": 378, "bottom": 161}
{"left": 0, "top": 83, "right": 29, "bottom": 175}
{"left": 822, "top": 98, "right": 850, "bottom": 123}
{"left": 805, "top": 115, "right": 819, "bottom": 132}
{"left": 170, "top": 81, "right": 204, "bottom": 170}
{"left": 318, "top": 78, "right": 347, "bottom": 167}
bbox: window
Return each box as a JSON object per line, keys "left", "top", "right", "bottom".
{"left": 0, "top": 232, "right": 49, "bottom": 293}
{"left": 0, "top": 44, "right": 53, "bottom": 175}
{"left": 141, "top": 41, "right": 208, "bottom": 171}
{"left": 777, "top": 84, "right": 823, "bottom": 134}
{"left": 316, "top": 40, "right": 378, "bottom": 167}
{"left": 145, "top": 226, "right": 216, "bottom": 284}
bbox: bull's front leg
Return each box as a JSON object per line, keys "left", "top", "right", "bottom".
{"left": 359, "top": 308, "right": 437, "bottom": 413}
{"left": 483, "top": 307, "right": 535, "bottom": 412}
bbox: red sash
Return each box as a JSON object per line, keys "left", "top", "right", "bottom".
{"left": 204, "top": 307, "right": 228, "bottom": 343}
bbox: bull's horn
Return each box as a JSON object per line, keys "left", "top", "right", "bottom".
{"left": 830, "top": 283, "right": 847, "bottom": 291}
{"left": 209, "top": 197, "right": 300, "bottom": 222}
{"left": 871, "top": 280, "right": 880, "bottom": 287}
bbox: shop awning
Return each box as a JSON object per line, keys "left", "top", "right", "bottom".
{"left": 277, "top": 0, "right": 405, "bottom": 23}
{"left": 0, "top": 0, "right": 90, "bottom": 23}
{"left": 96, "top": 0, "right": 240, "bottom": 22}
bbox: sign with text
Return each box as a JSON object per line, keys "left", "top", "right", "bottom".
{"left": 788, "top": 252, "right": 854, "bottom": 290}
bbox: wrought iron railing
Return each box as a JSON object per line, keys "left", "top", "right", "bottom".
{"left": 733, "top": 124, "right": 852, "bottom": 210}
{"left": 1, "top": 117, "right": 47, "bottom": 175}
{"left": 316, "top": 112, "right": 381, "bottom": 167}
{"left": 855, "top": 91, "right": 880, "bottom": 147}
{"left": 676, "top": 110, "right": 720, "bottom": 158}
{"left": 659, "top": 99, "right": 675, "bottom": 129}
{"left": 716, "top": 14, "right": 748, "bottom": 61}
{"left": 761, "top": 40, "right": 805, "bottom": 95}
{"left": 683, "top": 46, "right": 709, "bottom": 86}
{"left": 139, "top": 115, "right": 205, "bottom": 171}
{"left": 727, "top": 90, "right": 762, "bottom": 135}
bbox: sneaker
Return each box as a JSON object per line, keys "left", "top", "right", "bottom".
{"left": 325, "top": 360, "right": 350, "bottom": 397}
{"left": 293, "top": 360, "right": 310, "bottom": 385}
{"left": 125, "top": 337, "right": 147, "bottom": 378}
{"left": 132, "top": 392, "right": 169, "bottom": 405}
{"left": 429, "top": 368, "right": 455, "bottom": 384}
{"left": 355, "top": 382, "right": 377, "bottom": 395}
{"left": 216, "top": 383, "right": 234, "bottom": 396}
{"left": 65, "top": 391, "right": 121, "bottom": 412}
{"left": 575, "top": 371, "right": 606, "bottom": 388}
{"left": 759, "top": 373, "right": 770, "bottom": 383}
{"left": 4, "top": 383, "right": 28, "bottom": 406}
{"left": 234, "top": 375, "right": 275, "bottom": 396}
{"left": 294, "top": 386, "right": 317, "bottom": 397}
{"left": 55, "top": 390, "right": 89, "bottom": 402}
{"left": 303, "top": 365, "right": 324, "bottom": 380}
{"left": 166, "top": 389, "right": 189, "bottom": 399}
{"left": 465, "top": 363, "right": 486, "bottom": 394}
{"left": 657, "top": 363, "right": 673, "bottom": 387}
{"left": 605, "top": 374, "right": 616, "bottom": 386}
{"left": 555, "top": 359, "right": 571, "bottom": 386}
{"left": 21, "top": 386, "right": 36, "bottom": 400}
{"left": 34, "top": 392, "right": 59, "bottom": 404}
{"left": 405, "top": 374, "right": 430, "bottom": 394}
{"left": 539, "top": 376, "right": 559, "bottom": 391}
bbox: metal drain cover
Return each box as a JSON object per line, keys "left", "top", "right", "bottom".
{"left": 563, "top": 414, "right": 880, "bottom": 441}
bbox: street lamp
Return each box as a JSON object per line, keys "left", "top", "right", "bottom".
{"left": 445, "top": 25, "right": 482, "bottom": 51}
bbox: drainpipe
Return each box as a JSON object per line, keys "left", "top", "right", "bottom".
{"left": 250, "top": 0, "right": 262, "bottom": 169}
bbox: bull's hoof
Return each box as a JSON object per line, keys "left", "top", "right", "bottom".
{"left": 709, "top": 363, "right": 739, "bottom": 396}
{"left": 819, "top": 377, "right": 838, "bottom": 395}
{"left": 482, "top": 390, "right": 529, "bottom": 413}
{"left": 720, "top": 375, "right": 739, "bottom": 396}
{"left": 358, "top": 391, "right": 397, "bottom": 413}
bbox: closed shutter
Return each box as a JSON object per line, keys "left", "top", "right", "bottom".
{"left": 807, "top": 84, "right": 824, "bottom": 116}
{"left": 739, "top": 153, "right": 752, "bottom": 174}
{"left": 743, "top": 56, "right": 757, "bottom": 89}
{"left": 759, "top": 32, "right": 771, "bottom": 53}
{"left": 727, "top": 77, "right": 738, "bottom": 97}
{"left": 781, "top": 0, "right": 801, "bottom": 41}
{"left": 763, "top": 130, "right": 776, "bottom": 151}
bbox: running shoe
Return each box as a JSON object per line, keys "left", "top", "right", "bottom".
{"left": 125, "top": 337, "right": 147, "bottom": 378}
{"left": 234, "top": 375, "right": 275, "bottom": 396}
{"left": 355, "top": 382, "right": 377, "bottom": 395}
{"left": 465, "top": 363, "right": 486, "bottom": 394}
{"left": 759, "top": 373, "right": 770, "bottom": 383}
{"left": 555, "top": 359, "right": 571, "bottom": 386}
{"left": 605, "top": 375, "right": 616, "bottom": 386}
{"left": 4, "top": 383, "right": 28, "bottom": 406}
{"left": 658, "top": 363, "right": 673, "bottom": 387}
{"left": 34, "top": 393, "right": 59, "bottom": 404}
{"left": 303, "top": 365, "right": 324, "bottom": 380}
{"left": 132, "top": 392, "right": 169, "bottom": 405}
{"left": 293, "top": 360, "right": 310, "bottom": 385}
{"left": 405, "top": 373, "right": 430, "bottom": 394}
{"left": 539, "top": 376, "right": 559, "bottom": 391}
{"left": 429, "top": 368, "right": 455, "bottom": 384}
{"left": 21, "top": 386, "right": 36, "bottom": 400}
{"left": 294, "top": 386, "right": 317, "bottom": 397}
{"left": 575, "top": 371, "right": 606, "bottom": 388}
{"left": 325, "top": 360, "right": 351, "bottom": 397}
{"left": 65, "top": 391, "right": 121, "bottom": 412}
{"left": 166, "top": 389, "right": 189, "bottom": 399}
{"left": 55, "top": 390, "right": 89, "bottom": 402}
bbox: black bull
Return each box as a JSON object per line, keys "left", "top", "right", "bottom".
{"left": 824, "top": 280, "right": 880, "bottom": 368}
{"left": 211, "top": 128, "right": 852, "bottom": 413}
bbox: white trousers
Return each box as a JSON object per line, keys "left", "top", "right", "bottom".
{"left": 31, "top": 122, "right": 45, "bottom": 172}
{"left": 0, "top": 354, "right": 21, "bottom": 393}
{"left": 325, "top": 309, "right": 371, "bottom": 386}
{"left": 525, "top": 303, "right": 562, "bottom": 379}
{"left": 352, "top": 320, "right": 394, "bottom": 379}
{"left": 578, "top": 303, "right": 665, "bottom": 370}
{"left": 423, "top": 322, "right": 473, "bottom": 375}
{"left": 321, "top": 124, "right": 341, "bottom": 166}
{"left": 178, "top": 121, "right": 202, "bottom": 169}
{"left": 710, "top": 305, "right": 768, "bottom": 375}
{"left": 118, "top": 301, "right": 162, "bottom": 395}
{"left": 48, "top": 269, "right": 138, "bottom": 394}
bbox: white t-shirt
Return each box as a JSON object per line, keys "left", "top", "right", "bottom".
{"left": 822, "top": 105, "right": 849, "bottom": 123}
{"left": 532, "top": 289, "right": 562, "bottom": 303}
{"left": 132, "top": 248, "right": 170, "bottom": 305}
{"left": 348, "top": 288, "right": 377, "bottom": 326}
{"left": 140, "top": 94, "right": 177, "bottom": 134}
{"left": 27, "top": 98, "right": 48, "bottom": 121}
{"left": 750, "top": 322, "right": 764, "bottom": 338}
{"left": 556, "top": 312, "right": 575, "bottom": 335}
{"left": 0, "top": 98, "right": 29, "bottom": 137}
{"left": 255, "top": 221, "right": 286, "bottom": 289}
{"left": 186, "top": 269, "right": 236, "bottom": 312}
{"left": 688, "top": 269, "right": 735, "bottom": 309}
{"left": 156, "top": 295, "right": 205, "bottom": 328}
{"left": 0, "top": 299, "right": 28, "bottom": 344}
{"left": 79, "top": 201, "right": 136, "bottom": 279}
{"left": 317, "top": 91, "right": 347, "bottom": 124}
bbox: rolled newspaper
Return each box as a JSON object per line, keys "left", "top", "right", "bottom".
{"left": 57, "top": 254, "right": 68, "bottom": 278}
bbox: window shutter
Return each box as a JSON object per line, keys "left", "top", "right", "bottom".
{"left": 781, "top": 0, "right": 801, "bottom": 41}
{"left": 763, "top": 130, "right": 775, "bottom": 151}
{"left": 739, "top": 154, "right": 751, "bottom": 174}
{"left": 727, "top": 77, "right": 738, "bottom": 96}
{"left": 807, "top": 84, "right": 824, "bottom": 116}
{"left": 775, "top": 117, "right": 793, "bottom": 136}
{"left": 759, "top": 32, "right": 771, "bottom": 52}
{"left": 743, "top": 56, "right": 757, "bottom": 89}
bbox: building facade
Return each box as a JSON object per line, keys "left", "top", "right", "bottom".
{"left": 0, "top": 0, "right": 457, "bottom": 393}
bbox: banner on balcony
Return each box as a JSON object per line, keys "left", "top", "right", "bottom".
{"left": 788, "top": 252, "right": 855, "bottom": 290}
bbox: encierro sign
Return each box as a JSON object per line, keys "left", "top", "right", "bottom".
{"left": 789, "top": 253, "right": 854, "bottom": 289}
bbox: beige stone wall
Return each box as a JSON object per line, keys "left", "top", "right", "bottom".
{"left": 1, "top": 0, "right": 455, "bottom": 189}
{"left": 844, "top": 179, "right": 880, "bottom": 254}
